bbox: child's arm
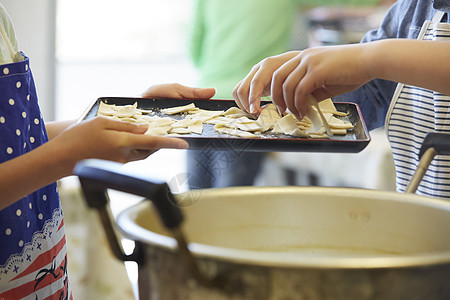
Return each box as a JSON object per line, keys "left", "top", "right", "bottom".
{"left": 0, "top": 117, "right": 188, "bottom": 209}
{"left": 46, "top": 120, "right": 76, "bottom": 140}
{"left": 0, "top": 83, "right": 215, "bottom": 209}
{"left": 233, "top": 40, "right": 450, "bottom": 120}
{"left": 366, "top": 39, "right": 450, "bottom": 96}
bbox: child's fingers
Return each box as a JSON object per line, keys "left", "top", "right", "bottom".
{"left": 142, "top": 83, "right": 216, "bottom": 99}
{"left": 294, "top": 72, "right": 318, "bottom": 118}
{"left": 233, "top": 64, "right": 261, "bottom": 113}
{"left": 271, "top": 57, "right": 303, "bottom": 115}
{"left": 232, "top": 80, "right": 247, "bottom": 111}
{"left": 177, "top": 85, "right": 216, "bottom": 99}
{"left": 132, "top": 135, "right": 189, "bottom": 150}
{"left": 127, "top": 149, "right": 154, "bottom": 161}
{"left": 97, "top": 117, "right": 149, "bottom": 133}
{"left": 123, "top": 136, "right": 188, "bottom": 163}
{"left": 247, "top": 67, "right": 268, "bottom": 115}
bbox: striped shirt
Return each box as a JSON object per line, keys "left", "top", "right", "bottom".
{"left": 386, "top": 11, "right": 450, "bottom": 198}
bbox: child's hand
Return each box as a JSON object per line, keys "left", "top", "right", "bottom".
{"left": 51, "top": 117, "right": 189, "bottom": 173}
{"left": 233, "top": 51, "right": 300, "bottom": 115}
{"left": 233, "top": 45, "right": 371, "bottom": 120}
{"left": 141, "top": 83, "right": 216, "bottom": 99}
{"left": 269, "top": 44, "right": 370, "bottom": 119}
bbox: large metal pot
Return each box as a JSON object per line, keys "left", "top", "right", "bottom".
{"left": 74, "top": 133, "right": 450, "bottom": 300}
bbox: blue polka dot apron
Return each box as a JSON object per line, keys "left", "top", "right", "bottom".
{"left": 385, "top": 10, "right": 450, "bottom": 199}
{"left": 0, "top": 31, "right": 71, "bottom": 299}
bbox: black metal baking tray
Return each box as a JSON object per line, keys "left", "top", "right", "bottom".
{"left": 79, "top": 97, "right": 370, "bottom": 153}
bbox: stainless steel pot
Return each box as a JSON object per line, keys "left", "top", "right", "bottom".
{"left": 74, "top": 133, "right": 450, "bottom": 300}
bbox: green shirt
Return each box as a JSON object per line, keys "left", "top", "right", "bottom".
{"left": 189, "top": 0, "right": 379, "bottom": 99}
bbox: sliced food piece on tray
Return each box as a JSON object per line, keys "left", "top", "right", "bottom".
{"left": 117, "top": 107, "right": 141, "bottom": 119}
{"left": 119, "top": 117, "right": 137, "bottom": 123}
{"left": 214, "top": 124, "right": 258, "bottom": 138}
{"left": 170, "top": 127, "right": 191, "bottom": 134}
{"left": 331, "top": 128, "right": 348, "bottom": 135}
{"left": 329, "top": 116, "right": 354, "bottom": 129}
{"left": 275, "top": 114, "right": 300, "bottom": 134}
{"left": 231, "top": 117, "right": 263, "bottom": 132}
{"left": 309, "top": 132, "right": 329, "bottom": 139}
{"left": 318, "top": 98, "right": 348, "bottom": 116}
{"left": 223, "top": 107, "right": 252, "bottom": 118}
{"left": 188, "top": 120, "right": 204, "bottom": 134}
{"left": 214, "top": 122, "right": 253, "bottom": 134}
{"left": 204, "top": 116, "right": 232, "bottom": 125}
{"left": 235, "top": 122, "right": 263, "bottom": 132}
{"left": 307, "top": 95, "right": 333, "bottom": 137}
{"left": 257, "top": 103, "right": 281, "bottom": 132}
{"left": 190, "top": 110, "right": 224, "bottom": 122}
{"left": 290, "top": 128, "right": 310, "bottom": 138}
{"left": 317, "top": 98, "right": 337, "bottom": 113}
{"left": 97, "top": 101, "right": 117, "bottom": 116}
{"left": 214, "top": 122, "right": 236, "bottom": 130}
{"left": 172, "top": 118, "right": 199, "bottom": 128}
{"left": 145, "top": 127, "right": 169, "bottom": 136}
{"left": 233, "top": 116, "right": 256, "bottom": 124}
{"left": 161, "top": 103, "right": 196, "bottom": 115}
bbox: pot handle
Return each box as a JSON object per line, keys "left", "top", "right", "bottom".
{"left": 73, "top": 159, "right": 211, "bottom": 286}
{"left": 418, "top": 132, "right": 450, "bottom": 158}
{"left": 73, "top": 159, "right": 183, "bottom": 263}
{"left": 406, "top": 132, "right": 450, "bottom": 193}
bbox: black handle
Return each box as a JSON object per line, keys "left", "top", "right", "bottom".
{"left": 73, "top": 159, "right": 184, "bottom": 264}
{"left": 419, "top": 132, "right": 450, "bottom": 159}
{"left": 406, "top": 132, "right": 450, "bottom": 193}
{"left": 73, "top": 159, "right": 183, "bottom": 229}
{"left": 73, "top": 159, "right": 212, "bottom": 286}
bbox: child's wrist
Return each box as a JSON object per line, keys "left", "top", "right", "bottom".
{"left": 364, "top": 39, "right": 400, "bottom": 81}
{"left": 360, "top": 41, "right": 380, "bottom": 81}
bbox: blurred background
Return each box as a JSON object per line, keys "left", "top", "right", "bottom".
{"left": 2, "top": 0, "right": 395, "bottom": 299}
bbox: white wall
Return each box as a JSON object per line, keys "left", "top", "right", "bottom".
{"left": 2, "top": 0, "right": 56, "bottom": 121}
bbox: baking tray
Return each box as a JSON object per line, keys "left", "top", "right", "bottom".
{"left": 79, "top": 97, "right": 370, "bottom": 153}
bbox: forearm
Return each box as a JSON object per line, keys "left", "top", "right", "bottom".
{"left": 365, "top": 39, "right": 450, "bottom": 95}
{"left": 2, "top": 120, "right": 82, "bottom": 205}
{"left": 0, "top": 83, "right": 211, "bottom": 210}
{"left": 46, "top": 120, "right": 76, "bottom": 140}
{"left": 0, "top": 140, "right": 73, "bottom": 209}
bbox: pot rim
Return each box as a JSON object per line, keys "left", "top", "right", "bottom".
{"left": 116, "top": 186, "right": 450, "bottom": 269}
